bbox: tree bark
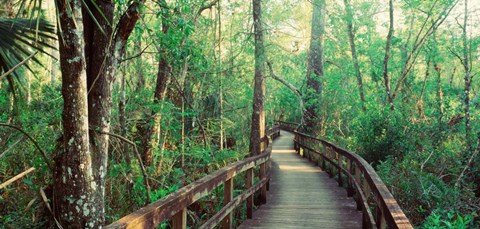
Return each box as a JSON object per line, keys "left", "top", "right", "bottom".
{"left": 343, "top": 0, "right": 366, "bottom": 111}
{"left": 53, "top": 0, "right": 97, "bottom": 226}
{"left": 54, "top": 0, "right": 145, "bottom": 226}
{"left": 382, "top": 0, "right": 394, "bottom": 110}
{"left": 249, "top": 0, "right": 266, "bottom": 156}
{"left": 303, "top": 0, "right": 325, "bottom": 135}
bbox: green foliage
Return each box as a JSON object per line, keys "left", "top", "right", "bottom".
{"left": 350, "top": 106, "right": 413, "bottom": 165}
{"left": 421, "top": 210, "right": 478, "bottom": 229}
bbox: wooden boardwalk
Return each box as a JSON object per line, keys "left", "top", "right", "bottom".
{"left": 239, "top": 131, "right": 362, "bottom": 228}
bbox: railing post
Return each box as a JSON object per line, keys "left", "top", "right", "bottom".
{"left": 375, "top": 204, "right": 387, "bottom": 229}
{"left": 338, "top": 153, "right": 343, "bottom": 187}
{"left": 355, "top": 165, "right": 362, "bottom": 211}
{"left": 172, "top": 208, "right": 187, "bottom": 229}
{"left": 362, "top": 210, "right": 369, "bottom": 229}
{"left": 246, "top": 168, "right": 254, "bottom": 219}
{"left": 328, "top": 148, "right": 333, "bottom": 178}
{"left": 260, "top": 163, "right": 267, "bottom": 204}
{"left": 347, "top": 160, "right": 354, "bottom": 197}
{"left": 321, "top": 145, "right": 326, "bottom": 170}
{"left": 222, "top": 178, "right": 233, "bottom": 229}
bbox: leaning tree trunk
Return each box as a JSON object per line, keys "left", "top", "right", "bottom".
{"left": 53, "top": 0, "right": 97, "bottom": 226}
{"left": 249, "top": 0, "right": 266, "bottom": 156}
{"left": 141, "top": 1, "right": 171, "bottom": 167}
{"left": 343, "top": 0, "right": 366, "bottom": 111}
{"left": 303, "top": 0, "right": 325, "bottom": 135}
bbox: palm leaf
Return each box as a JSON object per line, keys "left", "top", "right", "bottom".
{"left": 0, "top": 18, "right": 56, "bottom": 79}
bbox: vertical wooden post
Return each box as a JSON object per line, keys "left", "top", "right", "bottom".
{"left": 347, "top": 160, "right": 354, "bottom": 197}
{"left": 246, "top": 168, "right": 254, "bottom": 219}
{"left": 375, "top": 204, "right": 387, "bottom": 229}
{"left": 260, "top": 163, "right": 267, "bottom": 204}
{"left": 222, "top": 178, "right": 233, "bottom": 229}
{"left": 362, "top": 210, "right": 369, "bottom": 229}
{"left": 363, "top": 176, "right": 370, "bottom": 201}
{"left": 172, "top": 208, "right": 187, "bottom": 229}
{"left": 328, "top": 148, "right": 333, "bottom": 178}
{"left": 338, "top": 153, "right": 343, "bottom": 187}
{"left": 321, "top": 145, "right": 326, "bottom": 170}
{"left": 354, "top": 165, "right": 362, "bottom": 211}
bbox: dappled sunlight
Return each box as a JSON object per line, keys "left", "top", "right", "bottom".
{"left": 272, "top": 149, "right": 296, "bottom": 153}
{"left": 278, "top": 165, "right": 323, "bottom": 173}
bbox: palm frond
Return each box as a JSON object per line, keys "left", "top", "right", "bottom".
{"left": 0, "top": 18, "right": 56, "bottom": 78}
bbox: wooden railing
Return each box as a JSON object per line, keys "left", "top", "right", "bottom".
{"left": 276, "top": 121, "right": 413, "bottom": 229}
{"left": 106, "top": 126, "right": 280, "bottom": 229}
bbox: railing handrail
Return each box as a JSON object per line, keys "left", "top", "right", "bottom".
{"left": 275, "top": 121, "right": 412, "bottom": 229}
{"left": 107, "top": 126, "right": 280, "bottom": 229}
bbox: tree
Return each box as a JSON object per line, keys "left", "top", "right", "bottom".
{"left": 382, "top": 0, "right": 394, "bottom": 110}
{"left": 303, "top": 0, "right": 325, "bottom": 135}
{"left": 53, "top": 0, "right": 144, "bottom": 226}
{"left": 249, "top": 0, "right": 266, "bottom": 156}
{"left": 343, "top": 0, "right": 366, "bottom": 111}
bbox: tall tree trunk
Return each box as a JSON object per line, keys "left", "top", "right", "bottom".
{"left": 54, "top": 0, "right": 144, "bottom": 225}
{"left": 382, "top": 0, "right": 394, "bottom": 110}
{"left": 343, "top": 0, "right": 365, "bottom": 111}
{"left": 249, "top": 0, "right": 266, "bottom": 156}
{"left": 303, "top": 0, "right": 325, "bottom": 135}
{"left": 83, "top": 1, "right": 115, "bottom": 223}
{"left": 53, "top": 0, "right": 97, "bottom": 226}
{"left": 141, "top": 3, "right": 171, "bottom": 166}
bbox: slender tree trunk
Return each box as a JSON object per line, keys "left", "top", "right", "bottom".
{"left": 382, "top": 0, "right": 394, "bottom": 110}
{"left": 53, "top": 0, "right": 97, "bottom": 226}
{"left": 462, "top": 0, "right": 472, "bottom": 152}
{"left": 141, "top": 3, "right": 171, "bottom": 166}
{"left": 432, "top": 32, "right": 444, "bottom": 128}
{"left": 119, "top": 65, "right": 130, "bottom": 164}
{"left": 141, "top": 57, "right": 171, "bottom": 166}
{"left": 343, "top": 0, "right": 365, "bottom": 111}
{"left": 303, "top": 0, "right": 325, "bottom": 135}
{"left": 218, "top": 0, "right": 224, "bottom": 150}
{"left": 249, "top": 0, "right": 266, "bottom": 156}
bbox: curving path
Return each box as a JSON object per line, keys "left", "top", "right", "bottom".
{"left": 239, "top": 131, "right": 362, "bottom": 228}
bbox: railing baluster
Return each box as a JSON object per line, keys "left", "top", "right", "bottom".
{"left": 172, "top": 208, "right": 187, "bottom": 229}
{"left": 260, "top": 163, "right": 267, "bottom": 204}
{"left": 354, "top": 165, "right": 362, "bottom": 211}
{"left": 338, "top": 153, "right": 343, "bottom": 187}
{"left": 246, "top": 168, "right": 254, "bottom": 219}
{"left": 376, "top": 204, "right": 387, "bottom": 229}
{"left": 347, "top": 160, "right": 354, "bottom": 197}
{"left": 222, "top": 178, "right": 233, "bottom": 229}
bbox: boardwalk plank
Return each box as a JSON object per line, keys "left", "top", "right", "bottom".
{"left": 239, "top": 131, "right": 362, "bottom": 228}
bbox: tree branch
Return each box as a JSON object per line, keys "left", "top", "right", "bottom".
{"left": 197, "top": 0, "right": 220, "bottom": 16}
{"left": 0, "top": 167, "right": 35, "bottom": 189}
{"left": 266, "top": 61, "right": 302, "bottom": 97}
